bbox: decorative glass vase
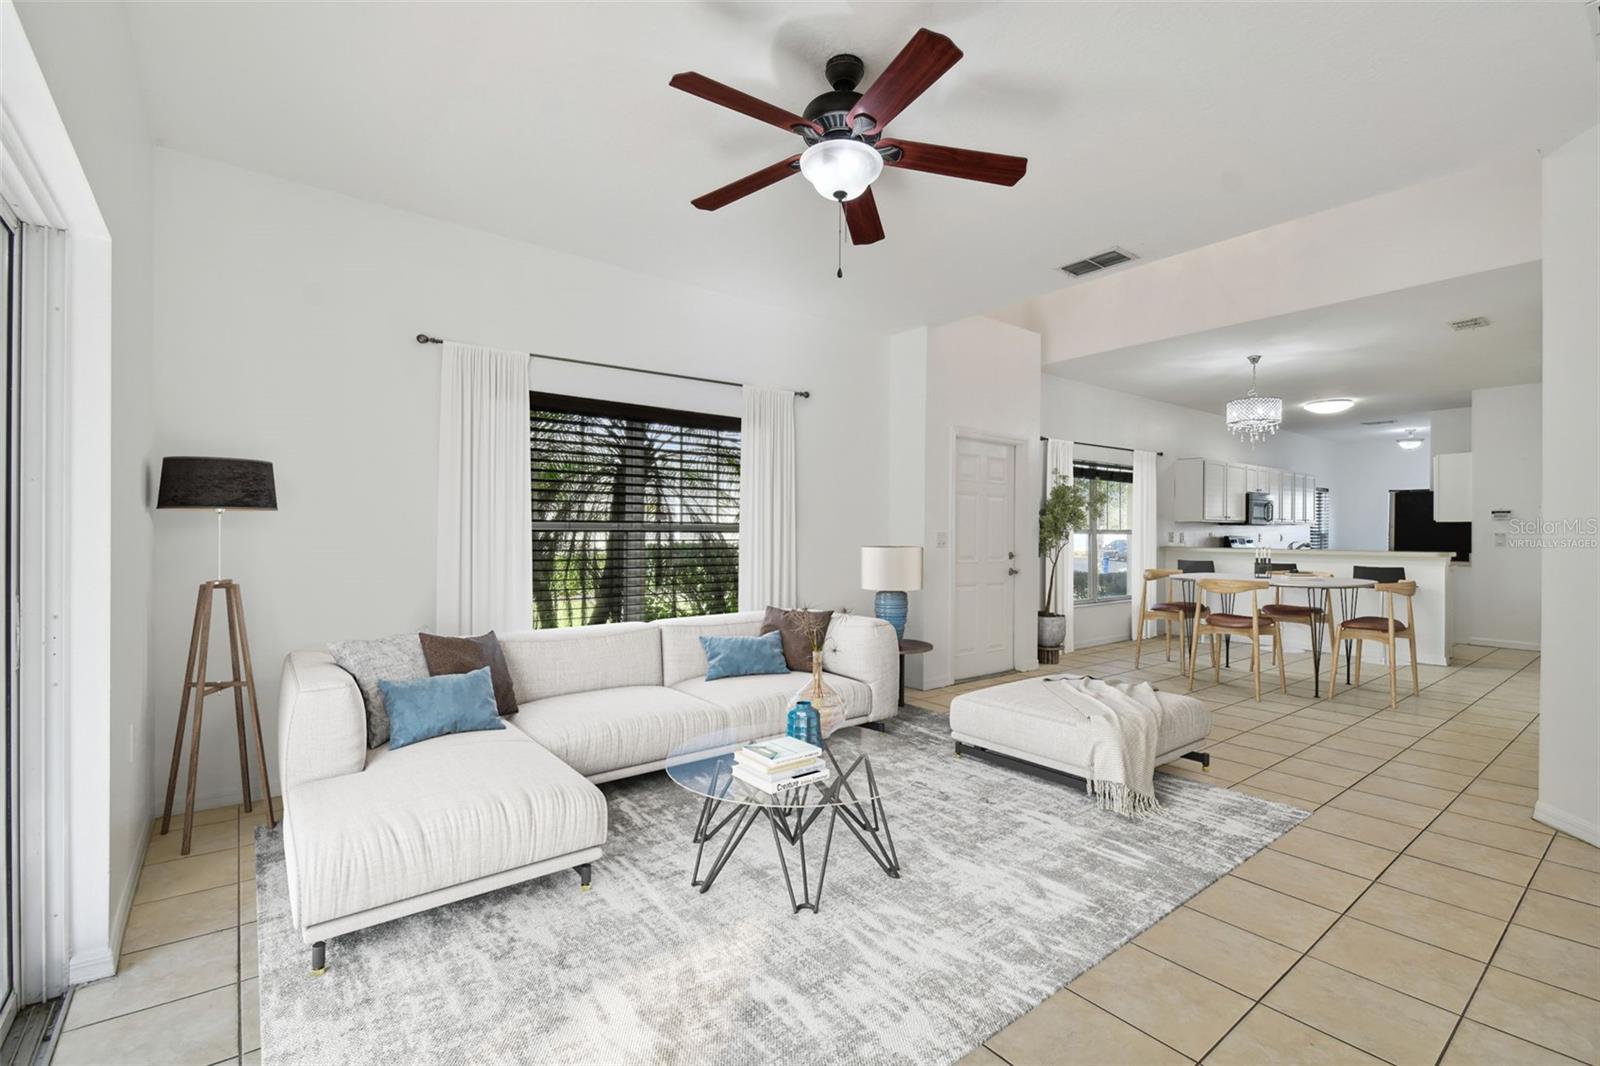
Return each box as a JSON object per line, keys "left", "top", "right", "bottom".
{"left": 807, "top": 651, "right": 846, "bottom": 738}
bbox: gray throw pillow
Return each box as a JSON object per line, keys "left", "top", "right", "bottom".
{"left": 328, "top": 632, "right": 430, "bottom": 748}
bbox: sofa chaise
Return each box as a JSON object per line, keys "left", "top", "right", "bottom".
{"left": 277, "top": 610, "right": 899, "bottom": 971}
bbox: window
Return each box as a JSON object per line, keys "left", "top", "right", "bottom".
{"left": 1310, "top": 487, "right": 1331, "bottom": 549}
{"left": 530, "top": 392, "right": 739, "bottom": 627}
{"left": 1070, "top": 461, "right": 1133, "bottom": 603}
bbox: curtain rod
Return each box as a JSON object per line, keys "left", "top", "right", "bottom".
{"left": 1040, "top": 436, "right": 1162, "bottom": 457}
{"left": 415, "top": 335, "right": 810, "bottom": 398}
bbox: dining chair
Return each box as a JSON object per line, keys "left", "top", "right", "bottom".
{"left": 1134, "top": 568, "right": 1206, "bottom": 669}
{"left": 1327, "top": 580, "right": 1418, "bottom": 708}
{"left": 1262, "top": 571, "right": 1334, "bottom": 673}
{"left": 1187, "top": 578, "right": 1286, "bottom": 701}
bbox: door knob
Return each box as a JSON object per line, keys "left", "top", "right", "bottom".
{"left": 1007, "top": 567, "right": 1019, "bottom": 576}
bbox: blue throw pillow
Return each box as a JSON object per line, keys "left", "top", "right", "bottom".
{"left": 379, "top": 667, "right": 506, "bottom": 750}
{"left": 701, "top": 631, "right": 790, "bottom": 681}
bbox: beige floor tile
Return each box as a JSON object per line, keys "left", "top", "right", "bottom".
{"left": 243, "top": 1051, "right": 262, "bottom": 1066}
{"left": 150, "top": 805, "right": 237, "bottom": 832}
{"left": 1300, "top": 806, "right": 1421, "bottom": 851}
{"left": 1406, "top": 832, "right": 1539, "bottom": 886}
{"left": 1547, "top": 836, "right": 1600, "bottom": 873}
{"left": 1491, "top": 924, "right": 1600, "bottom": 1000}
{"left": 132, "top": 849, "right": 238, "bottom": 905}
{"left": 1069, "top": 946, "right": 1251, "bottom": 1061}
{"left": 1372, "top": 760, "right": 1475, "bottom": 792}
{"left": 1203, "top": 1005, "right": 1385, "bottom": 1066}
{"left": 1264, "top": 957, "right": 1458, "bottom": 1066}
{"left": 1393, "top": 749, "right": 1486, "bottom": 777}
{"left": 1309, "top": 916, "right": 1485, "bottom": 1013}
{"left": 1270, "top": 826, "right": 1396, "bottom": 879}
{"left": 52, "top": 986, "right": 238, "bottom": 1066}
{"left": 1224, "top": 732, "right": 1308, "bottom": 757}
{"left": 1296, "top": 745, "right": 1387, "bottom": 773}
{"left": 1351, "top": 774, "right": 1457, "bottom": 810}
{"left": 1465, "top": 778, "right": 1539, "bottom": 806}
{"left": 241, "top": 976, "right": 260, "bottom": 1054}
{"left": 1240, "top": 770, "right": 1343, "bottom": 804}
{"left": 241, "top": 922, "right": 258, "bottom": 979}
{"left": 68, "top": 928, "right": 237, "bottom": 1030}
{"left": 239, "top": 878, "right": 257, "bottom": 924}
{"left": 145, "top": 820, "right": 241, "bottom": 866}
{"left": 1430, "top": 811, "right": 1553, "bottom": 858}
{"left": 240, "top": 844, "right": 257, "bottom": 882}
{"left": 1229, "top": 783, "right": 1318, "bottom": 810}
{"left": 1269, "top": 757, "right": 1365, "bottom": 787}
{"left": 1439, "top": 1018, "right": 1584, "bottom": 1066}
{"left": 1185, "top": 876, "right": 1339, "bottom": 952}
{"left": 1232, "top": 848, "right": 1371, "bottom": 912}
{"left": 954, "top": 1045, "right": 1008, "bottom": 1066}
{"left": 1478, "top": 763, "right": 1538, "bottom": 788}
{"left": 985, "top": 989, "right": 1190, "bottom": 1066}
{"left": 1326, "top": 788, "right": 1439, "bottom": 829}
{"left": 1465, "top": 967, "right": 1600, "bottom": 1063}
{"left": 1319, "top": 734, "right": 1407, "bottom": 760}
{"left": 1447, "top": 793, "right": 1546, "bottom": 831}
{"left": 1201, "top": 742, "right": 1284, "bottom": 769}
{"left": 121, "top": 884, "right": 239, "bottom": 954}
{"left": 1513, "top": 890, "right": 1600, "bottom": 949}
{"left": 1379, "top": 856, "right": 1525, "bottom": 920}
{"left": 1530, "top": 861, "right": 1600, "bottom": 906}
{"left": 1135, "top": 906, "right": 1301, "bottom": 998}
{"left": 1347, "top": 883, "right": 1508, "bottom": 962}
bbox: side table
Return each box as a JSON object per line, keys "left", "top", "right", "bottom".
{"left": 897, "top": 638, "right": 933, "bottom": 707}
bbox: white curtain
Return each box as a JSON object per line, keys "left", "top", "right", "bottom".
{"left": 435, "top": 342, "right": 533, "bottom": 635}
{"left": 1130, "top": 449, "right": 1159, "bottom": 640}
{"left": 738, "top": 386, "right": 797, "bottom": 609}
{"left": 1045, "top": 438, "right": 1075, "bottom": 652}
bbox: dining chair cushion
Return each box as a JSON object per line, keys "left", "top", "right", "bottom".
{"left": 1261, "top": 603, "right": 1324, "bottom": 619}
{"left": 1204, "top": 613, "right": 1271, "bottom": 629}
{"left": 1341, "top": 616, "right": 1409, "bottom": 633}
{"left": 1151, "top": 601, "right": 1204, "bottom": 614}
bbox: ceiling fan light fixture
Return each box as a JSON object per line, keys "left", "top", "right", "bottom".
{"left": 1302, "top": 398, "right": 1356, "bottom": 415}
{"left": 799, "top": 139, "right": 883, "bottom": 202}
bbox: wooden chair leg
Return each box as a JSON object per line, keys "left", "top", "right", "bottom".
{"left": 1134, "top": 614, "right": 1145, "bottom": 668}
{"left": 1250, "top": 637, "right": 1261, "bottom": 702}
{"left": 1327, "top": 625, "right": 1342, "bottom": 697}
{"left": 1187, "top": 619, "right": 1203, "bottom": 692}
{"left": 1164, "top": 623, "right": 1172, "bottom": 663}
{"left": 1354, "top": 640, "right": 1364, "bottom": 687}
{"left": 1212, "top": 634, "right": 1221, "bottom": 682}
{"left": 1277, "top": 631, "right": 1288, "bottom": 693}
{"left": 1409, "top": 633, "right": 1420, "bottom": 695}
{"left": 1387, "top": 641, "right": 1398, "bottom": 708}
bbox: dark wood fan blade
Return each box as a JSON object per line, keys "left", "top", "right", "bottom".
{"left": 846, "top": 28, "right": 962, "bottom": 136}
{"left": 881, "top": 139, "right": 1027, "bottom": 186}
{"left": 690, "top": 155, "right": 801, "bottom": 211}
{"left": 843, "top": 189, "right": 885, "bottom": 245}
{"left": 670, "top": 72, "right": 821, "bottom": 135}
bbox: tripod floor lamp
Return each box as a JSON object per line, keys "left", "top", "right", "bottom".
{"left": 156, "top": 456, "right": 278, "bottom": 855}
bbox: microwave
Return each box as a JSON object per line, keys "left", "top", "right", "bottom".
{"left": 1245, "top": 492, "right": 1274, "bottom": 524}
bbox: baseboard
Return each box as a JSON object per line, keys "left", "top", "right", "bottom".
{"left": 67, "top": 945, "right": 115, "bottom": 986}
{"left": 1467, "top": 637, "right": 1542, "bottom": 652}
{"left": 1534, "top": 800, "right": 1600, "bottom": 847}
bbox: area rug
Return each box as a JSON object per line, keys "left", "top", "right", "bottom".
{"left": 255, "top": 708, "right": 1305, "bottom": 1065}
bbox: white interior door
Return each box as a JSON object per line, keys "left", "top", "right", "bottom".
{"left": 953, "top": 438, "right": 1016, "bottom": 680}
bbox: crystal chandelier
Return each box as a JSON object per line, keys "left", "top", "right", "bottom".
{"left": 1225, "top": 355, "right": 1283, "bottom": 444}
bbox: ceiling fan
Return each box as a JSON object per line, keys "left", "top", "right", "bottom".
{"left": 670, "top": 28, "right": 1028, "bottom": 247}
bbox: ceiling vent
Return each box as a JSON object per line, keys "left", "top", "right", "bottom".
{"left": 1449, "top": 316, "right": 1491, "bottom": 331}
{"left": 1361, "top": 419, "right": 1397, "bottom": 426}
{"left": 1060, "top": 247, "right": 1138, "bottom": 277}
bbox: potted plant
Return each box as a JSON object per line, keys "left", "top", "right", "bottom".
{"left": 1038, "top": 475, "right": 1102, "bottom": 652}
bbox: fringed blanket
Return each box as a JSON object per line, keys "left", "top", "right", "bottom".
{"left": 1041, "top": 675, "right": 1167, "bottom": 818}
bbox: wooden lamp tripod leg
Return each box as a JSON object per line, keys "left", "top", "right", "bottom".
{"left": 232, "top": 582, "right": 277, "bottom": 828}
{"left": 180, "top": 584, "right": 216, "bottom": 855}
{"left": 224, "top": 582, "right": 254, "bottom": 815}
{"left": 162, "top": 584, "right": 209, "bottom": 836}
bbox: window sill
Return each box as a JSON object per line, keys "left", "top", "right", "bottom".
{"left": 1074, "top": 597, "right": 1132, "bottom": 608}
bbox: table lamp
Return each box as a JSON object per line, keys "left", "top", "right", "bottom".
{"left": 155, "top": 456, "right": 279, "bottom": 855}
{"left": 861, "top": 545, "right": 923, "bottom": 640}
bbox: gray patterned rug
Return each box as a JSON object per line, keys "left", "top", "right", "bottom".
{"left": 255, "top": 708, "right": 1305, "bottom": 1065}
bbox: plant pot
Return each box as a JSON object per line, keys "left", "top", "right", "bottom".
{"left": 1038, "top": 612, "right": 1066, "bottom": 649}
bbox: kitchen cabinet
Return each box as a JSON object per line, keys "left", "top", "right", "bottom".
{"left": 1172, "top": 457, "right": 1319, "bottom": 525}
{"left": 1432, "top": 453, "right": 1472, "bottom": 522}
{"left": 1226, "top": 464, "right": 1248, "bottom": 522}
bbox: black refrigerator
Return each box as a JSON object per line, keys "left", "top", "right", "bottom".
{"left": 1389, "top": 489, "right": 1471, "bottom": 561}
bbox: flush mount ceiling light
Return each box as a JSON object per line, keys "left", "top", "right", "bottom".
{"left": 1397, "top": 429, "right": 1426, "bottom": 450}
{"left": 1225, "top": 355, "right": 1284, "bottom": 445}
{"left": 1302, "top": 398, "right": 1356, "bottom": 415}
{"left": 798, "top": 138, "right": 884, "bottom": 202}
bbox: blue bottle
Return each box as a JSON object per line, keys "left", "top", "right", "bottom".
{"left": 787, "top": 700, "right": 820, "bottom": 746}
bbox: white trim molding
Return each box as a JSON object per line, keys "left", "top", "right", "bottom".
{"left": 1534, "top": 800, "right": 1600, "bottom": 849}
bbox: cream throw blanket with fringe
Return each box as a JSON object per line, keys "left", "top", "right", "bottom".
{"left": 1041, "top": 675, "right": 1165, "bottom": 817}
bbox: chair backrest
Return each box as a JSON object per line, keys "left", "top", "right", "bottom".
{"left": 1177, "top": 559, "right": 1216, "bottom": 573}
{"left": 1195, "top": 577, "right": 1268, "bottom": 617}
{"left": 1144, "top": 568, "right": 1180, "bottom": 580}
{"left": 1262, "top": 562, "right": 1299, "bottom": 573}
{"left": 1372, "top": 579, "right": 1417, "bottom": 630}
{"left": 1353, "top": 565, "right": 1407, "bottom": 616}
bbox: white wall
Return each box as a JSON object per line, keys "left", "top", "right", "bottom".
{"left": 1428, "top": 407, "right": 1472, "bottom": 455}
{"left": 16, "top": 0, "right": 156, "bottom": 975}
{"left": 1466, "top": 384, "right": 1542, "bottom": 648}
{"left": 1537, "top": 125, "right": 1599, "bottom": 847}
{"left": 149, "top": 150, "right": 892, "bottom": 811}
{"left": 891, "top": 317, "right": 1042, "bottom": 688}
{"left": 1322, "top": 438, "right": 1431, "bottom": 550}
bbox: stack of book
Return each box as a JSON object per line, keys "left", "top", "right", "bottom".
{"left": 732, "top": 736, "right": 829, "bottom": 795}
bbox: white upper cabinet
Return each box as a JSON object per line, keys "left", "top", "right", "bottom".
{"left": 1432, "top": 453, "right": 1472, "bottom": 522}
{"left": 1172, "top": 458, "right": 1319, "bottom": 525}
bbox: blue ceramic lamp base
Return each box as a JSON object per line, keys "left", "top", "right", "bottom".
{"left": 874, "top": 590, "right": 908, "bottom": 640}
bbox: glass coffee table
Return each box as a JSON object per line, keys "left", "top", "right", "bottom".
{"left": 665, "top": 725, "right": 901, "bottom": 914}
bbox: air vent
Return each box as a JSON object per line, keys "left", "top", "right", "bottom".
{"left": 1450, "top": 316, "right": 1491, "bottom": 331}
{"left": 1060, "top": 247, "right": 1138, "bottom": 277}
{"left": 1361, "top": 419, "right": 1397, "bottom": 426}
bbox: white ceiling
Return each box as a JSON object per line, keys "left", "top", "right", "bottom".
{"left": 120, "top": 2, "right": 1596, "bottom": 332}
{"left": 1044, "top": 262, "right": 1543, "bottom": 440}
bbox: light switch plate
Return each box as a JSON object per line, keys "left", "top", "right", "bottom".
{"left": 935, "top": 531, "right": 948, "bottom": 548}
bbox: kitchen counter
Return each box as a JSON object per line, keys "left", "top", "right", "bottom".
{"left": 1157, "top": 546, "right": 1454, "bottom": 665}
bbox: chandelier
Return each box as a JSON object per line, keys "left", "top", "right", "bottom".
{"left": 1226, "top": 355, "right": 1283, "bottom": 444}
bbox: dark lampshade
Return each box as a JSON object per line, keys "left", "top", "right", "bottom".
{"left": 156, "top": 457, "right": 277, "bottom": 510}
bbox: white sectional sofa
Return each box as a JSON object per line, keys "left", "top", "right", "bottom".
{"left": 277, "top": 610, "right": 899, "bottom": 971}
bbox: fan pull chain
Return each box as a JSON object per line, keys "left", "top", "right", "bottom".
{"left": 836, "top": 203, "right": 844, "bottom": 279}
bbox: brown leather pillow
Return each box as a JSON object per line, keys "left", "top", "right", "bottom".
{"left": 419, "top": 632, "right": 518, "bottom": 717}
{"left": 759, "top": 607, "right": 833, "bottom": 672}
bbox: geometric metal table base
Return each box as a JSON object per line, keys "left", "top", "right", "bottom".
{"left": 688, "top": 742, "right": 900, "bottom": 914}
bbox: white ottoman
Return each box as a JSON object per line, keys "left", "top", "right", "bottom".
{"left": 948, "top": 676, "right": 1212, "bottom": 786}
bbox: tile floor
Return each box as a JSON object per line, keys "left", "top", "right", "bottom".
{"left": 924, "top": 639, "right": 1600, "bottom": 1066}
{"left": 53, "top": 639, "right": 1599, "bottom": 1066}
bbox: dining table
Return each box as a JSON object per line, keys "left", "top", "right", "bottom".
{"left": 1166, "top": 572, "right": 1377, "bottom": 699}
